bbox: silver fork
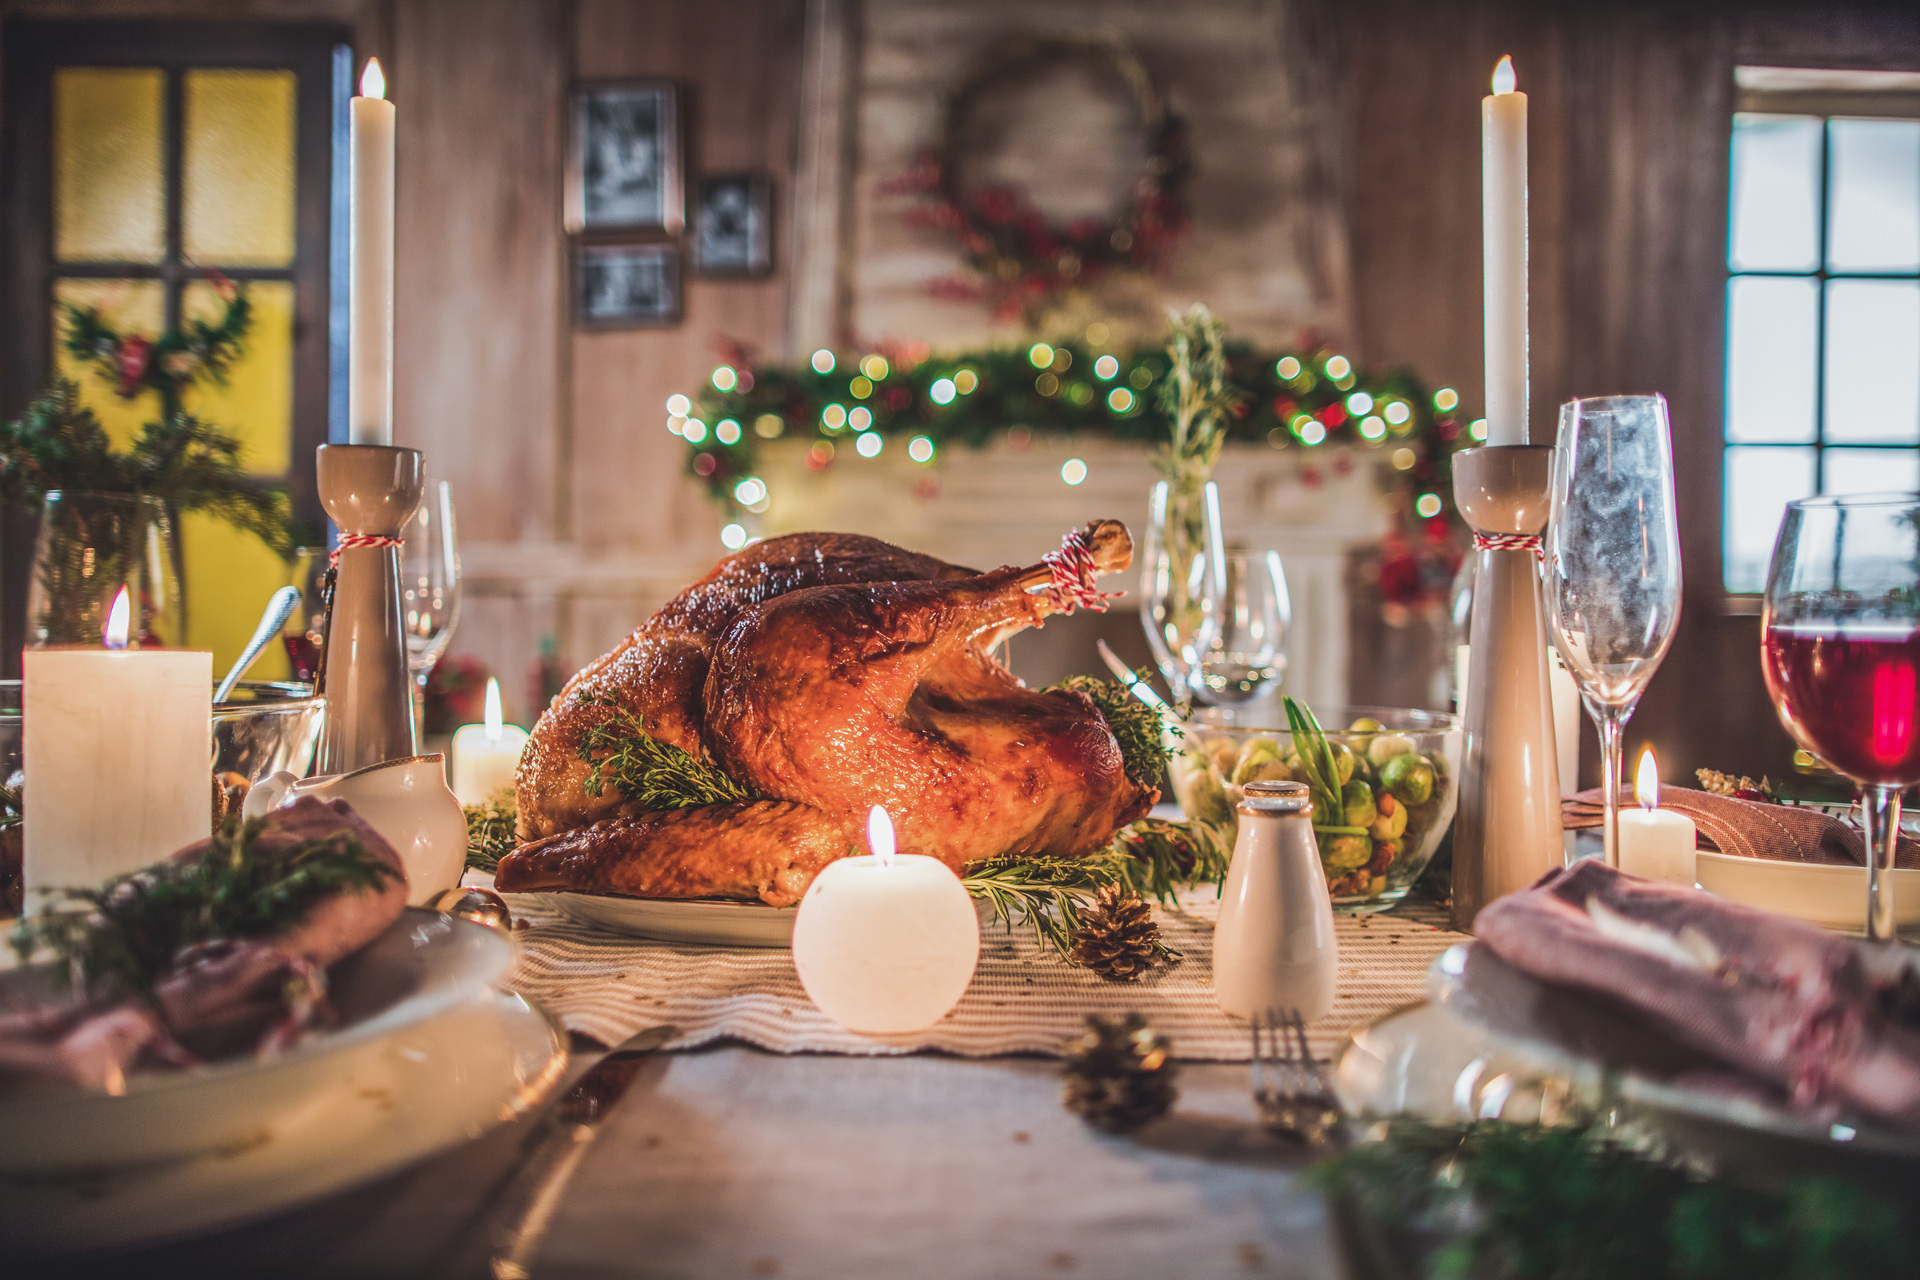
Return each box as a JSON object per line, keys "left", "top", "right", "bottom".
{"left": 1251, "top": 1009, "right": 1343, "bottom": 1144}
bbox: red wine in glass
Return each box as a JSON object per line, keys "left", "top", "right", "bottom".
{"left": 1763, "top": 623, "right": 1920, "bottom": 785}
{"left": 283, "top": 633, "right": 321, "bottom": 683}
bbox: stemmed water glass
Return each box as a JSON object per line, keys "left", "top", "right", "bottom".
{"left": 1190, "top": 549, "right": 1291, "bottom": 705}
{"left": 1542, "top": 395, "right": 1684, "bottom": 867}
{"left": 1762, "top": 494, "right": 1920, "bottom": 941}
{"left": 400, "top": 480, "right": 461, "bottom": 698}
{"left": 1142, "top": 479, "right": 1227, "bottom": 703}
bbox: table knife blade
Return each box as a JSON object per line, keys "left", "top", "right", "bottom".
{"left": 454, "top": 1023, "right": 676, "bottom": 1280}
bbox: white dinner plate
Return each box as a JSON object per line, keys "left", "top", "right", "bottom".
{"left": 0, "top": 909, "right": 514, "bottom": 1174}
{"left": 1695, "top": 850, "right": 1920, "bottom": 932}
{"left": 1419, "top": 941, "right": 1920, "bottom": 1167}
{"left": 0, "top": 988, "right": 566, "bottom": 1255}
{"left": 544, "top": 891, "right": 799, "bottom": 947}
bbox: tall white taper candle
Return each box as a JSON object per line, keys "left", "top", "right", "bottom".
{"left": 1482, "top": 55, "right": 1527, "bottom": 446}
{"left": 350, "top": 58, "right": 395, "bottom": 447}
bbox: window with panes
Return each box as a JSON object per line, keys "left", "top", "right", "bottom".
{"left": 1723, "top": 71, "right": 1920, "bottom": 594}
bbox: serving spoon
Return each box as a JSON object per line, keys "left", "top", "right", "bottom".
{"left": 214, "top": 585, "right": 305, "bottom": 704}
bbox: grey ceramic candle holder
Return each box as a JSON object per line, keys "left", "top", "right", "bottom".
{"left": 1450, "top": 444, "right": 1564, "bottom": 931}
{"left": 315, "top": 443, "right": 422, "bottom": 774}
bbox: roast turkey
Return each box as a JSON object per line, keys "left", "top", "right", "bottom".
{"left": 496, "top": 521, "right": 1155, "bottom": 906}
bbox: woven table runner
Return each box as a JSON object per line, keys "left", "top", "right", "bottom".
{"left": 503, "top": 888, "right": 1468, "bottom": 1061}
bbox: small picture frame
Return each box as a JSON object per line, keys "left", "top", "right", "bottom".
{"left": 575, "top": 243, "right": 681, "bottom": 328}
{"left": 694, "top": 173, "right": 773, "bottom": 277}
{"left": 566, "top": 80, "right": 682, "bottom": 234}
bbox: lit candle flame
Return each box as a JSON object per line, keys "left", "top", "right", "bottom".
{"left": 1491, "top": 55, "right": 1516, "bottom": 95}
{"left": 1635, "top": 748, "right": 1660, "bottom": 811}
{"left": 867, "top": 805, "right": 896, "bottom": 868}
{"left": 103, "top": 586, "right": 131, "bottom": 651}
{"left": 360, "top": 57, "right": 386, "bottom": 100}
{"left": 484, "top": 677, "right": 503, "bottom": 737}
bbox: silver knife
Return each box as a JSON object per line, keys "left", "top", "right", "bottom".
{"left": 452, "top": 1023, "right": 677, "bottom": 1280}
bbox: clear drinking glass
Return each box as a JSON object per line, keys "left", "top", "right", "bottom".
{"left": 1142, "top": 478, "right": 1225, "bottom": 701}
{"left": 1189, "top": 549, "right": 1290, "bottom": 704}
{"left": 26, "top": 490, "right": 184, "bottom": 648}
{"left": 400, "top": 480, "right": 461, "bottom": 694}
{"left": 1762, "top": 493, "right": 1920, "bottom": 940}
{"left": 1543, "top": 395, "right": 1684, "bottom": 867}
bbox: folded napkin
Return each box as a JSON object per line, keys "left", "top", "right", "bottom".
{"left": 1476, "top": 860, "right": 1920, "bottom": 1129}
{"left": 1561, "top": 786, "right": 1920, "bottom": 869}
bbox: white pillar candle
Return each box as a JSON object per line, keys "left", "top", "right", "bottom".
{"left": 349, "top": 58, "right": 395, "bottom": 447}
{"left": 1482, "top": 55, "right": 1528, "bottom": 446}
{"left": 791, "top": 807, "right": 979, "bottom": 1034}
{"left": 24, "top": 588, "right": 211, "bottom": 896}
{"left": 450, "top": 678, "right": 529, "bottom": 805}
{"left": 1617, "top": 749, "right": 1696, "bottom": 885}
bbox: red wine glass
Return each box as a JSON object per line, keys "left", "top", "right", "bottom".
{"left": 1762, "top": 492, "right": 1920, "bottom": 940}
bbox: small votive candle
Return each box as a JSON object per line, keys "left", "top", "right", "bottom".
{"left": 791, "top": 807, "right": 979, "bottom": 1034}
{"left": 450, "top": 678, "right": 529, "bottom": 805}
{"left": 1617, "top": 749, "right": 1697, "bottom": 885}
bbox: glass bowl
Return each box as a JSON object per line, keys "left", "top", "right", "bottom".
{"left": 213, "top": 681, "right": 324, "bottom": 784}
{"left": 1168, "top": 704, "right": 1461, "bottom": 912}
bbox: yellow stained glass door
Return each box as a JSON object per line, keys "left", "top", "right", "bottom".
{"left": 3, "top": 20, "right": 345, "bottom": 678}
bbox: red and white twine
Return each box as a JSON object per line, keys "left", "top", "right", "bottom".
{"left": 329, "top": 533, "right": 405, "bottom": 568}
{"left": 1042, "top": 529, "right": 1121, "bottom": 613}
{"left": 1472, "top": 531, "right": 1545, "bottom": 562}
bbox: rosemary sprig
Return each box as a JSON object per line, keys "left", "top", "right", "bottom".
{"left": 1113, "top": 816, "right": 1228, "bottom": 903}
{"left": 963, "top": 851, "right": 1131, "bottom": 958}
{"left": 574, "top": 693, "right": 759, "bottom": 809}
{"left": 464, "top": 787, "right": 519, "bottom": 873}
{"left": 10, "top": 816, "right": 399, "bottom": 1002}
{"left": 1043, "top": 675, "right": 1173, "bottom": 792}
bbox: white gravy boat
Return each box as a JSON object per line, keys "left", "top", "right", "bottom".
{"left": 243, "top": 754, "right": 467, "bottom": 906}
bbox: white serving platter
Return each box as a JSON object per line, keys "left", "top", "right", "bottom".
{"left": 0, "top": 988, "right": 566, "bottom": 1254}
{"left": 1695, "top": 850, "right": 1920, "bottom": 932}
{"left": 0, "top": 909, "right": 514, "bottom": 1175}
{"left": 544, "top": 891, "right": 799, "bottom": 947}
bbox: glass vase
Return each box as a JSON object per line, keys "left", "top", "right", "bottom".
{"left": 25, "top": 491, "right": 183, "bottom": 648}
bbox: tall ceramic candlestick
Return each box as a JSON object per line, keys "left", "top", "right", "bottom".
{"left": 24, "top": 588, "right": 211, "bottom": 896}
{"left": 350, "top": 58, "right": 395, "bottom": 447}
{"left": 1483, "top": 55, "right": 1527, "bottom": 446}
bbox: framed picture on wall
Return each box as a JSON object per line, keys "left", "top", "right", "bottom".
{"left": 575, "top": 242, "right": 681, "bottom": 328}
{"left": 694, "top": 173, "right": 773, "bottom": 277}
{"left": 566, "top": 80, "right": 682, "bottom": 233}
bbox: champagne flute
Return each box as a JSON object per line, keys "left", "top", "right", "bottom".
{"left": 1142, "top": 479, "right": 1225, "bottom": 702}
{"left": 1762, "top": 494, "right": 1920, "bottom": 940}
{"left": 1542, "top": 395, "right": 1683, "bottom": 867}
{"left": 1189, "top": 549, "right": 1291, "bottom": 704}
{"left": 400, "top": 480, "right": 462, "bottom": 697}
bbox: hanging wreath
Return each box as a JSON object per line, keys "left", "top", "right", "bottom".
{"left": 891, "top": 33, "right": 1190, "bottom": 324}
{"left": 61, "top": 269, "right": 252, "bottom": 406}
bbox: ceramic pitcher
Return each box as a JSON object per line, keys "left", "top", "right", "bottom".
{"left": 244, "top": 754, "right": 466, "bottom": 906}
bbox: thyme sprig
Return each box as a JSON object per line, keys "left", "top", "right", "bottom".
{"left": 10, "top": 816, "right": 399, "bottom": 1002}
{"left": 575, "top": 693, "right": 759, "bottom": 810}
{"left": 464, "top": 787, "right": 520, "bottom": 873}
{"left": 1044, "top": 674, "right": 1173, "bottom": 793}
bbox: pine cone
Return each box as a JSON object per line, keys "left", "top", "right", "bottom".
{"left": 1061, "top": 1012, "right": 1178, "bottom": 1133}
{"left": 1070, "top": 885, "right": 1160, "bottom": 981}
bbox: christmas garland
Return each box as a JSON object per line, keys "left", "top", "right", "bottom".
{"left": 888, "top": 32, "right": 1189, "bottom": 324}
{"left": 681, "top": 336, "right": 1475, "bottom": 535}
{"left": 61, "top": 270, "right": 252, "bottom": 406}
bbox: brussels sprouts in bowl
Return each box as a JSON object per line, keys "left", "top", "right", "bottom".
{"left": 1167, "top": 704, "right": 1461, "bottom": 912}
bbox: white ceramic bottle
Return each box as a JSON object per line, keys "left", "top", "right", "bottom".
{"left": 1212, "top": 779, "right": 1338, "bottom": 1022}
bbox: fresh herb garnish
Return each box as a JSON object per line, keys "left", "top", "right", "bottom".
{"left": 574, "top": 693, "right": 759, "bottom": 809}
{"left": 10, "top": 816, "right": 398, "bottom": 1001}
{"left": 0, "top": 785, "right": 20, "bottom": 832}
{"left": 464, "top": 787, "right": 520, "bottom": 873}
{"left": 1044, "top": 675, "right": 1174, "bottom": 792}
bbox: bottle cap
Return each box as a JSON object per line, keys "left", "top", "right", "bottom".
{"left": 1238, "top": 778, "right": 1312, "bottom": 815}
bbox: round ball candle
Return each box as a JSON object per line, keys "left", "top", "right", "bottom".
{"left": 450, "top": 678, "right": 529, "bottom": 804}
{"left": 791, "top": 807, "right": 980, "bottom": 1034}
{"left": 24, "top": 588, "right": 211, "bottom": 895}
{"left": 1617, "top": 749, "right": 1697, "bottom": 885}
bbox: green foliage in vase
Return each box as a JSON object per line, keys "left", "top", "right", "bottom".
{"left": 10, "top": 815, "right": 399, "bottom": 1002}
{"left": 1315, "top": 1117, "right": 1918, "bottom": 1280}
{"left": 574, "top": 693, "right": 760, "bottom": 810}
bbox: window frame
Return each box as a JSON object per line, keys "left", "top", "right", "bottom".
{"left": 1722, "top": 74, "right": 1920, "bottom": 603}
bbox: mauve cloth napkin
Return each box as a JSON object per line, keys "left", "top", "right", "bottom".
{"left": 1561, "top": 786, "right": 1920, "bottom": 870}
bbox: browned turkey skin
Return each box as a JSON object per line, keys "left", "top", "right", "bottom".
{"left": 498, "top": 522, "right": 1154, "bottom": 906}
